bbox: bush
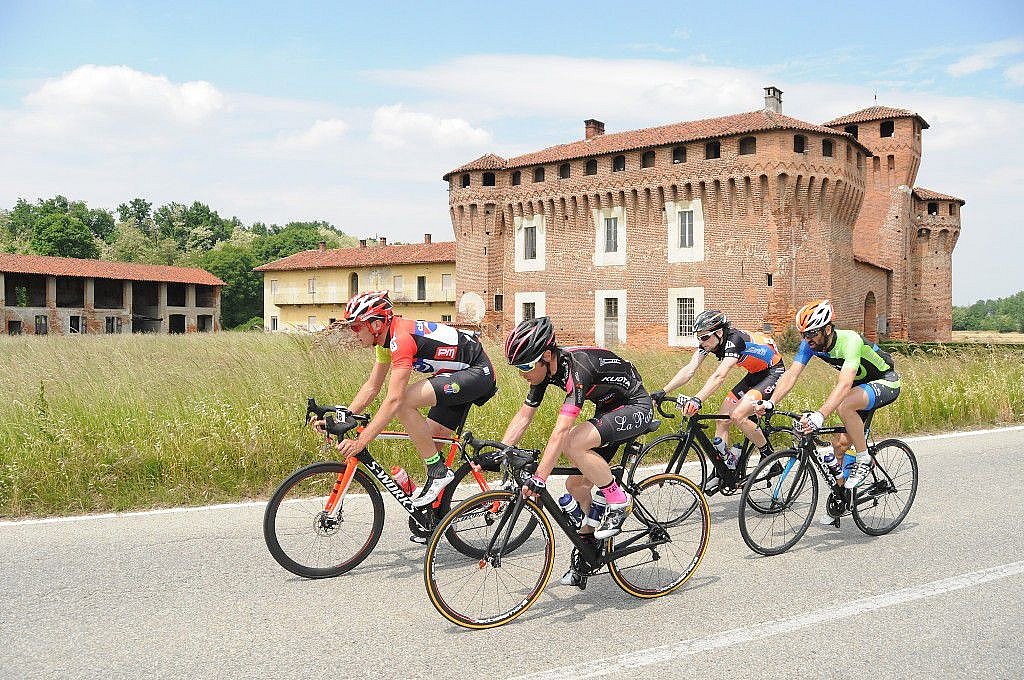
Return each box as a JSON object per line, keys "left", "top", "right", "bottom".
{"left": 775, "top": 323, "right": 801, "bottom": 353}
{"left": 233, "top": 316, "right": 265, "bottom": 332}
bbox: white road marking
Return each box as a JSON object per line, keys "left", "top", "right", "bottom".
{"left": 3, "top": 424, "right": 1022, "bottom": 528}
{"left": 513, "top": 560, "right": 1024, "bottom": 680}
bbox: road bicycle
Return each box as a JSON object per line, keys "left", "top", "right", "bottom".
{"left": 423, "top": 430, "right": 711, "bottom": 629}
{"left": 737, "top": 408, "right": 919, "bottom": 556}
{"left": 262, "top": 398, "right": 515, "bottom": 578}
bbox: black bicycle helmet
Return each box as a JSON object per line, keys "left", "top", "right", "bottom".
{"left": 505, "top": 316, "right": 555, "bottom": 365}
{"left": 693, "top": 310, "right": 729, "bottom": 335}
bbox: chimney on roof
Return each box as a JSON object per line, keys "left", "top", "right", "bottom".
{"left": 379, "top": 237, "right": 387, "bottom": 246}
{"left": 318, "top": 241, "right": 326, "bottom": 251}
{"left": 764, "top": 86, "right": 783, "bottom": 114}
{"left": 359, "top": 239, "right": 367, "bottom": 248}
{"left": 424, "top": 233, "right": 432, "bottom": 244}
{"left": 584, "top": 119, "right": 605, "bottom": 140}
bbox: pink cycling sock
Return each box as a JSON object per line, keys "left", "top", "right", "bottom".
{"left": 599, "top": 480, "right": 628, "bottom": 505}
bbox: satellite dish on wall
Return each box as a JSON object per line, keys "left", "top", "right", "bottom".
{"left": 458, "top": 292, "right": 485, "bottom": 323}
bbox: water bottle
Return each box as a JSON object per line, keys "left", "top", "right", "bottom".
{"left": 558, "top": 493, "right": 584, "bottom": 528}
{"left": 586, "top": 494, "right": 608, "bottom": 527}
{"left": 816, "top": 445, "right": 842, "bottom": 480}
{"left": 712, "top": 436, "right": 727, "bottom": 461}
{"left": 726, "top": 444, "right": 743, "bottom": 470}
{"left": 391, "top": 465, "right": 416, "bottom": 495}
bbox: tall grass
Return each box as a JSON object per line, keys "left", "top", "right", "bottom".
{"left": 1, "top": 334, "right": 1021, "bottom": 517}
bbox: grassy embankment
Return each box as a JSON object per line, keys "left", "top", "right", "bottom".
{"left": 1, "top": 333, "right": 1021, "bottom": 517}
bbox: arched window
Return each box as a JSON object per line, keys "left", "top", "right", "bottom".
{"left": 511, "top": 170, "right": 521, "bottom": 186}
{"left": 641, "top": 150, "right": 655, "bottom": 168}
{"left": 880, "top": 120, "right": 894, "bottom": 138}
{"left": 533, "top": 167, "right": 545, "bottom": 182}
{"left": 559, "top": 163, "right": 571, "bottom": 179}
{"left": 672, "top": 146, "right": 686, "bottom": 164}
{"left": 822, "top": 139, "right": 834, "bottom": 157}
{"left": 612, "top": 155, "right": 625, "bottom": 172}
{"left": 793, "top": 135, "right": 806, "bottom": 153}
{"left": 739, "top": 137, "right": 756, "bottom": 155}
{"left": 461, "top": 173, "right": 470, "bottom": 188}
{"left": 705, "top": 140, "right": 721, "bottom": 159}
{"left": 585, "top": 159, "right": 597, "bottom": 175}
{"left": 482, "top": 172, "right": 495, "bottom": 186}
{"left": 350, "top": 272, "right": 359, "bottom": 296}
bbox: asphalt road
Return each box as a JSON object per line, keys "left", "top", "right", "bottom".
{"left": 2, "top": 427, "right": 1023, "bottom": 679}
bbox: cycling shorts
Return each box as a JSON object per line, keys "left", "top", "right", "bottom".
{"left": 426, "top": 362, "right": 497, "bottom": 432}
{"left": 587, "top": 396, "right": 654, "bottom": 462}
{"left": 855, "top": 370, "right": 901, "bottom": 421}
{"left": 728, "top": 363, "right": 786, "bottom": 402}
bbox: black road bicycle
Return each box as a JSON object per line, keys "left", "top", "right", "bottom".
{"left": 263, "top": 399, "right": 519, "bottom": 578}
{"left": 423, "top": 431, "right": 711, "bottom": 629}
{"left": 627, "top": 393, "right": 796, "bottom": 498}
{"left": 737, "top": 408, "right": 919, "bottom": 556}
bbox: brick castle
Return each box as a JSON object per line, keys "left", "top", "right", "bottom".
{"left": 444, "top": 86, "right": 963, "bottom": 347}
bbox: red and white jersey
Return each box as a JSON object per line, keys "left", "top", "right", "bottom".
{"left": 376, "top": 317, "right": 487, "bottom": 374}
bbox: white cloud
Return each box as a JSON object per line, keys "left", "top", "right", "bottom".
{"left": 1006, "top": 62, "right": 1024, "bottom": 86}
{"left": 272, "top": 118, "right": 349, "bottom": 151}
{"left": 370, "top": 104, "right": 491, "bottom": 148}
{"left": 947, "top": 39, "right": 1024, "bottom": 76}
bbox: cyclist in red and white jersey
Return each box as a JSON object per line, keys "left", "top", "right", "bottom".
{"left": 337, "top": 291, "right": 497, "bottom": 507}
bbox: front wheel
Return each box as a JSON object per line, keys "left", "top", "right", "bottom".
{"left": 263, "top": 462, "right": 385, "bottom": 578}
{"left": 424, "top": 490, "right": 554, "bottom": 629}
{"left": 608, "top": 473, "right": 710, "bottom": 598}
{"left": 852, "top": 439, "right": 918, "bottom": 536}
{"left": 738, "top": 449, "right": 818, "bottom": 556}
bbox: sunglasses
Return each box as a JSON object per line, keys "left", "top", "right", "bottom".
{"left": 697, "top": 333, "right": 714, "bottom": 342}
{"left": 801, "top": 329, "right": 823, "bottom": 339}
{"left": 514, "top": 358, "right": 541, "bottom": 372}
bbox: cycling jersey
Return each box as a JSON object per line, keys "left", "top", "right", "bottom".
{"left": 525, "top": 347, "right": 647, "bottom": 417}
{"left": 376, "top": 317, "right": 486, "bottom": 374}
{"left": 701, "top": 328, "right": 782, "bottom": 374}
{"left": 793, "top": 329, "right": 895, "bottom": 385}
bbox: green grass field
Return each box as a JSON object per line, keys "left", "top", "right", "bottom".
{"left": 1, "top": 333, "right": 1022, "bottom": 517}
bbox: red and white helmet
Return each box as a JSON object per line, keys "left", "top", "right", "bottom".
{"left": 795, "top": 299, "right": 833, "bottom": 333}
{"left": 344, "top": 290, "right": 393, "bottom": 325}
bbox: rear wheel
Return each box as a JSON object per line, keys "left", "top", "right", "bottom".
{"left": 263, "top": 462, "right": 384, "bottom": 578}
{"left": 738, "top": 450, "right": 818, "bottom": 556}
{"left": 852, "top": 439, "right": 918, "bottom": 536}
{"left": 439, "top": 463, "right": 536, "bottom": 557}
{"left": 628, "top": 435, "right": 707, "bottom": 490}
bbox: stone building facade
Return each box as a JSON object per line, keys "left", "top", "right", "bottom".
{"left": 0, "top": 253, "right": 224, "bottom": 335}
{"left": 444, "top": 87, "right": 963, "bottom": 347}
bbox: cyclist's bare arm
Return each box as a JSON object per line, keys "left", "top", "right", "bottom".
{"left": 759, "top": 361, "right": 806, "bottom": 408}
{"left": 349, "top": 360, "right": 389, "bottom": 414}
{"left": 350, "top": 364, "right": 413, "bottom": 449}
{"left": 534, "top": 411, "right": 576, "bottom": 480}
{"left": 818, "top": 363, "right": 858, "bottom": 418}
{"left": 501, "top": 403, "right": 538, "bottom": 447}
{"left": 694, "top": 356, "right": 738, "bottom": 402}
{"left": 662, "top": 350, "right": 705, "bottom": 393}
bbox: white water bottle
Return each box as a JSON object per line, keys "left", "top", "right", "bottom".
{"left": 586, "top": 494, "right": 608, "bottom": 527}
{"left": 712, "top": 436, "right": 727, "bottom": 460}
{"left": 726, "top": 444, "right": 742, "bottom": 469}
{"left": 558, "top": 493, "right": 584, "bottom": 528}
{"left": 816, "top": 445, "right": 842, "bottom": 479}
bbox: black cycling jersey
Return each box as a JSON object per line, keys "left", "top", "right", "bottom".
{"left": 524, "top": 346, "right": 647, "bottom": 416}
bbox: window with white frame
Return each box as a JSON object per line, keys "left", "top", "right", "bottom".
{"left": 668, "top": 287, "right": 704, "bottom": 347}
{"left": 514, "top": 291, "right": 546, "bottom": 325}
{"left": 666, "top": 199, "right": 705, "bottom": 263}
{"left": 441, "top": 274, "right": 453, "bottom": 295}
{"left": 593, "top": 206, "right": 626, "bottom": 266}
{"left": 307, "top": 315, "right": 318, "bottom": 331}
{"left": 270, "top": 279, "right": 278, "bottom": 295}
{"left": 270, "top": 316, "right": 278, "bottom": 331}
{"left": 594, "top": 289, "right": 626, "bottom": 347}
{"left": 307, "top": 278, "right": 316, "bottom": 294}
{"left": 441, "top": 314, "right": 452, "bottom": 322}
{"left": 393, "top": 275, "right": 403, "bottom": 295}
{"left": 514, "top": 214, "right": 545, "bottom": 272}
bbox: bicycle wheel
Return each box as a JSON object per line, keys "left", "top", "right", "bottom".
{"left": 852, "top": 439, "right": 918, "bottom": 536}
{"left": 608, "top": 473, "right": 710, "bottom": 598}
{"left": 628, "top": 434, "right": 707, "bottom": 490}
{"left": 738, "top": 450, "right": 818, "bottom": 556}
{"left": 439, "top": 463, "right": 537, "bottom": 558}
{"left": 424, "top": 490, "right": 554, "bottom": 629}
{"left": 263, "top": 462, "right": 384, "bottom": 578}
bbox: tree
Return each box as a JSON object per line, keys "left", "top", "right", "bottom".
{"left": 117, "top": 198, "right": 153, "bottom": 225}
{"left": 195, "top": 244, "right": 262, "bottom": 329}
{"left": 31, "top": 213, "right": 100, "bottom": 259}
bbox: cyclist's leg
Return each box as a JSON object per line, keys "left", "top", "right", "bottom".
{"left": 844, "top": 373, "right": 901, "bottom": 489}
{"left": 397, "top": 380, "right": 440, "bottom": 459}
{"left": 715, "top": 392, "right": 738, "bottom": 444}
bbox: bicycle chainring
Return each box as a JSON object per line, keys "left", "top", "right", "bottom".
{"left": 826, "top": 489, "right": 846, "bottom": 518}
{"left": 408, "top": 510, "right": 435, "bottom": 539}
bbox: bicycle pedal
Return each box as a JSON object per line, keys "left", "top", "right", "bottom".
{"left": 409, "top": 534, "right": 428, "bottom": 545}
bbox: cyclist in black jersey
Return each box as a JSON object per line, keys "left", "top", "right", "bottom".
{"left": 500, "top": 317, "right": 653, "bottom": 587}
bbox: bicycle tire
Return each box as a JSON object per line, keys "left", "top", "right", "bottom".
{"left": 439, "top": 463, "right": 538, "bottom": 558}
{"left": 608, "top": 473, "right": 710, "bottom": 598}
{"left": 852, "top": 439, "right": 918, "bottom": 536}
{"left": 263, "top": 462, "right": 384, "bottom": 578}
{"left": 738, "top": 449, "right": 818, "bottom": 556}
{"left": 424, "top": 490, "right": 554, "bottom": 630}
{"left": 628, "top": 434, "right": 707, "bottom": 490}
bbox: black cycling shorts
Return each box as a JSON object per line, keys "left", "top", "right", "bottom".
{"left": 729, "top": 362, "right": 785, "bottom": 402}
{"left": 855, "top": 369, "right": 901, "bottom": 422}
{"left": 588, "top": 396, "right": 654, "bottom": 462}
{"left": 427, "top": 362, "right": 498, "bottom": 432}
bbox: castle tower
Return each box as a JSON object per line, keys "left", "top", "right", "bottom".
{"left": 909, "top": 189, "right": 963, "bottom": 341}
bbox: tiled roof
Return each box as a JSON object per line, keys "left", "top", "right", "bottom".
{"left": 0, "top": 253, "right": 225, "bottom": 285}
{"left": 823, "top": 106, "right": 930, "bottom": 130}
{"left": 254, "top": 242, "right": 456, "bottom": 272}
{"left": 913, "top": 187, "right": 965, "bottom": 205}
{"left": 445, "top": 109, "right": 872, "bottom": 178}
{"left": 442, "top": 153, "right": 507, "bottom": 179}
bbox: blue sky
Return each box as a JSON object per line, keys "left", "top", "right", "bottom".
{"left": 1, "top": 0, "right": 1022, "bottom": 303}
